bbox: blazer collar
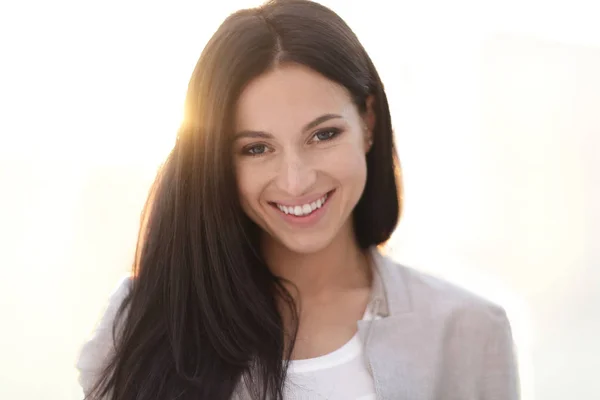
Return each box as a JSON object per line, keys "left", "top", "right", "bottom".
{"left": 368, "top": 246, "right": 412, "bottom": 317}
{"left": 357, "top": 247, "right": 422, "bottom": 399}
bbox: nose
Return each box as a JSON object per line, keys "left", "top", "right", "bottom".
{"left": 275, "top": 150, "right": 317, "bottom": 197}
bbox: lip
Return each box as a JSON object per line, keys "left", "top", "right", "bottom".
{"left": 269, "top": 189, "right": 335, "bottom": 227}
{"left": 271, "top": 191, "right": 332, "bottom": 208}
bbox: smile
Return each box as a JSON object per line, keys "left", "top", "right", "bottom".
{"left": 272, "top": 191, "right": 333, "bottom": 217}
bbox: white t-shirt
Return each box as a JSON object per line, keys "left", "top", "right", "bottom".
{"left": 282, "top": 304, "right": 381, "bottom": 400}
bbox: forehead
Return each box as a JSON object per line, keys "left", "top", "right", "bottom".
{"left": 234, "top": 64, "right": 356, "bottom": 131}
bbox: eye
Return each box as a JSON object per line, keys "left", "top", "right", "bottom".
{"left": 312, "top": 128, "right": 341, "bottom": 142}
{"left": 242, "top": 143, "right": 270, "bottom": 156}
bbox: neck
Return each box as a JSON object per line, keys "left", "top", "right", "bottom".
{"left": 262, "top": 220, "right": 372, "bottom": 300}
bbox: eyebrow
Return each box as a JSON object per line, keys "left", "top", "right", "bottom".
{"left": 234, "top": 113, "right": 343, "bottom": 140}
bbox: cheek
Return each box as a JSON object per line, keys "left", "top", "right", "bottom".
{"left": 321, "top": 144, "right": 367, "bottom": 188}
{"left": 235, "top": 161, "right": 268, "bottom": 212}
{"left": 236, "top": 165, "right": 253, "bottom": 202}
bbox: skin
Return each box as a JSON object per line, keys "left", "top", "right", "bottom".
{"left": 233, "top": 63, "right": 376, "bottom": 360}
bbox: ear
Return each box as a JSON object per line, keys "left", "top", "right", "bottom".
{"left": 362, "top": 95, "right": 376, "bottom": 152}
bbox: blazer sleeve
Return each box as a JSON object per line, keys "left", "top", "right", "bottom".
{"left": 76, "top": 277, "right": 132, "bottom": 397}
{"left": 480, "top": 307, "right": 521, "bottom": 400}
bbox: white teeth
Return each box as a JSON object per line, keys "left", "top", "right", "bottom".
{"left": 276, "top": 193, "right": 329, "bottom": 217}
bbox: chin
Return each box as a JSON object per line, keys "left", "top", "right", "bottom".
{"left": 275, "top": 231, "right": 335, "bottom": 255}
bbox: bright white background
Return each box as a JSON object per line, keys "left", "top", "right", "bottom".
{"left": 1, "top": 1, "right": 599, "bottom": 399}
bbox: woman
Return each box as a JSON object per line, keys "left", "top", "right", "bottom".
{"left": 77, "top": 1, "right": 519, "bottom": 399}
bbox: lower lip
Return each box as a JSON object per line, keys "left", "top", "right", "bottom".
{"left": 272, "top": 190, "right": 334, "bottom": 227}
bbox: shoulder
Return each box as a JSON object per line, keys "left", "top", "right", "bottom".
{"left": 372, "top": 252, "right": 519, "bottom": 397}
{"left": 105, "top": 276, "right": 134, "bottom": 308}
{"left": 76, "top": 276, "right": 134, "bottom": 395}
{"left": 92, "top": 276, "right": 134, "bottom": 332}
{"left": 376, "top": 251, "right": 511, "bottom": 333}
{"left": 376, "top": 253, "right": 519, "bottom": 395}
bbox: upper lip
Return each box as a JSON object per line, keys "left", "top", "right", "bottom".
{"left": 269, "top": 190, "right": 333, "bottom": 207}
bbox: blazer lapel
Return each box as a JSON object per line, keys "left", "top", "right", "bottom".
{"left": 356, "top": 248, "right": 437, "bottom": 400}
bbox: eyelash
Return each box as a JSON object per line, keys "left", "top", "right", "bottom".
{"left": 311, "top": 127, "right": 342, "bottom": 143}
{"left": 242, "top": 143, "right": 271, "bottom": 156}
{"left": 240, "top": 127, "right": 343, "bottom": 157}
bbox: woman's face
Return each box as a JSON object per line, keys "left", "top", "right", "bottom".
{"left": 233, "top": 64, "right": 373, "bottom": 254}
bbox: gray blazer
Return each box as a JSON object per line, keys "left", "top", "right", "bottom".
{"left": 78, "top": 249, "right": 520, "bottom": 399}
{"left": 351, "top": 249, "right": 520, "bottom": 399}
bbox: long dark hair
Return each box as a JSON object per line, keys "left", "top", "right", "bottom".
{"left": 88, "top": 1, "right": 401, "bottom": 399}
